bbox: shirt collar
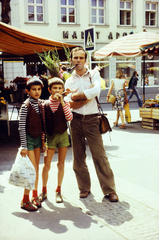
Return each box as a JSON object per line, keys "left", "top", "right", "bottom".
{"left": 29, "top": 95, "right": 39, "bottom": 104}
{"left": 72, "top": 68, "right": 90, "bottom": 78}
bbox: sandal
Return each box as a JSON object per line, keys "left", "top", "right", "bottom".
{"left": 31, "top": 197, "right": 41, "bottom": 208}
{"left": 21, "top": 201, "right": 38, "bottom": 211}
{"left": 120, "top": 124, "right": 126, "bottom": 129}
{"left": 113, "top": 122, "right": 118, "bottom": 126}
{"left": 39, "top": 192, "right": 47, "bottom": 202}
{"left": 56, "top": 192, "right": 63, "bottom": 203}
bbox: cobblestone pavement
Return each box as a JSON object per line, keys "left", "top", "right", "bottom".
{"left": 0, "top": 105, "right": 159, "bottom": 240}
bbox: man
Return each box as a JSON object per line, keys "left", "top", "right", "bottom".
{"left": 65, "top": 47, "right": 118, "bottom": 202}
{"left": 128, "top": 71, "right": 143, "bottom": 107}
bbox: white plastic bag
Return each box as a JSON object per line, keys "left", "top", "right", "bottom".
{"left": 8, "top": 147, "right": 36, "bottom": 190}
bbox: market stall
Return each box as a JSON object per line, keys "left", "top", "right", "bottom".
{"left": 139, "top": 41, "right": 159, "bottom": 130}
{"left": 139, "top": 98, "right": 159, "bottom": 130}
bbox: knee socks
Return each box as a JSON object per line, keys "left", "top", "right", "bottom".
{"left": 56, "top": 186, "right": 61, "bottom": 193}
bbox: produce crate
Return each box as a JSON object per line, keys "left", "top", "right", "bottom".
{"left": 142, "top": 118, "right": 159, "bottom": 130}
{"left": 139, "top": 108, "right": 152, "bottom": 118}
{"left": 152, "top": 108, "right": 159, "bottom": 120}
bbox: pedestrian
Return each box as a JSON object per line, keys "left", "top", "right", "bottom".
{"left": 19, "top": 76, "right": 44, "bottom": 211}
{"left": 64, "top": 47, "right": 118, "bottom": 202}
{"left": 39, "top": 77, "right": 73, "bottom": 203}
{"left": 128, "top": 70, "right": 143, "bottom": 107}
{"left": 106, "top": 69, "right": 128, "bottom": 129}
{"left": 60, "top": 65, "right": 71, "bottom": 82}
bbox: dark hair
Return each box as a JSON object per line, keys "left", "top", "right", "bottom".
{"left": 41, "top": 71, "right": 46, "bottom": 75}
{"left": 34, "top": 71, "right": 39, "bottom": 76}
{"left": 70, "top": 47, "right": 87, "bottom": 60}
{"left": 48, "top": 77, "right": 64, "bottom": 90}
{"left": 61, "top": 65, "right": 67, "bottom": 71}
{"left": 26, "top": 76, "right": 44, "bottom": 90}
{"left": 132, "top": 71, "right": 137, "bottom": 77}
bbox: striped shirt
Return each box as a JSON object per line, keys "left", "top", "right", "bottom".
{"left": 41, "top": 96, "right": 73, "bottom": 139}
{"left": 19, "top": 96, "right": 42, "bottom": 149}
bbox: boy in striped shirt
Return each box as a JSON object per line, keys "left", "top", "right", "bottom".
{"left": 39, "top": 77, "right": 73, "bottom": 203}
{"left": 19, "top": 76, "right": 44, "bottom": 211}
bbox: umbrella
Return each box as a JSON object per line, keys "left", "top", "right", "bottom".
{"left": 94, "top": 31, "right": 159, "bottom": 59}
{"left": 93, "top": 31, "right": 159, "bottom": 103}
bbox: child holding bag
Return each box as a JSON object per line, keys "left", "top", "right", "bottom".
{"left": 19, "top": 76, "right": 44, "bottom": 211}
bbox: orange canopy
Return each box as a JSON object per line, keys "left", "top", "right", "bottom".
{"left": 0, "top": 22, "right": 77, "bottom": 57}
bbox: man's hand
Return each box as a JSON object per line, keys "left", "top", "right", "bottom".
{"left": 71, "top": 92, "right": 87, "bottom": 101}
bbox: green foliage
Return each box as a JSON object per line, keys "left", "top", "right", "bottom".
{"left": 63, "top": 45, "right": 71, "bottom": 64}
{"left": 97, "top": 62, "right": 109, "bottom": 69}
{"left": 36, "top": 48, "right": 60, "bottom": 77}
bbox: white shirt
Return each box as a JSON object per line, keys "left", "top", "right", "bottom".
{"left": 112, "top": 78, "right": 125, "bottom": 94}
{"left": 64, "top": 69, "right": 101, "bottom": 115}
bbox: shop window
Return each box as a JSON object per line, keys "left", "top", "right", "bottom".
{"left": 27, "top": 0, "right": 44, "bottom": 22}
{"left": 91, "top": 0, "right": 105, "bottom": 25}
{"left": 60, "top": 0, "right": 76, "bottom": 24}
{"left": 119, "top": 1, "right": 132, "bottom": 26}
{"left": 145, "top": 2, "right": 157, "bottom": 26}
{"left": 142, "top": 55, "right": 159, "bottom": 86}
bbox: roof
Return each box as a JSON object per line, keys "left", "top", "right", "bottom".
{"left": 0, "top": 22, "right": 77, "bottom": 57}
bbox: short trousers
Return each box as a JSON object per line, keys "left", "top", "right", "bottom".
{"left": 46, "top": 130, "right": 70, "bottom": 149}
{"left": 26, "top": 134, "right": 42, "bottom": 151}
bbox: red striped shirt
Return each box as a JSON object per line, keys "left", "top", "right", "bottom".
{"left": 42, "top": 97, "right": 72, "bottom": 139}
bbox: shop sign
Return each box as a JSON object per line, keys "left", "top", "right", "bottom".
{"left": 63, "top": 31, "right": 131, "bottom": 40}
{"left": 84, "top": 27, "right": 95, "bottom": 51}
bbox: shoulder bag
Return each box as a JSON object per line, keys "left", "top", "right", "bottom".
{"left": 95, "top": 96, "right": 112, "bottom": 134}
{"left": 89, "top": 76, "right": 112, "bottom": 134}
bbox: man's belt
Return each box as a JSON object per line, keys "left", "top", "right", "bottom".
{"left": 72, "top": 112, "right": 99, "bottom": 119}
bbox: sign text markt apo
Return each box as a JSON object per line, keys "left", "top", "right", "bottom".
{"left": 63, "top": 31, "right": 133, "bottom": 40}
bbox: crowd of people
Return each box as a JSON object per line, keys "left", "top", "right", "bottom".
{"left": 16, "top": 46, "right": 143, "bottom": 211}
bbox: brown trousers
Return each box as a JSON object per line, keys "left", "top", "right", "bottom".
{"left": 70, "top": 115, "right": 116, "bottom": 196}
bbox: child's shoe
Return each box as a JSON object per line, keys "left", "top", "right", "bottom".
{"left": 21, "top": 201, "right": 38, "bottom": 211}
{"left": 38, "top": 192, "right": 47, "bottom": 202}
{"left": 31, "top": 197, "right": 41, "bottom": 208}
{"left": 56, "top": 192, "right": 63, "bottom": 203}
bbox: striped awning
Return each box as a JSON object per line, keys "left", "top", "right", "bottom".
{"left": 94, "top": 31, "right": 159, "bottom": 60}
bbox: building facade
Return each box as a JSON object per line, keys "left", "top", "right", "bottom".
{"left": 1, "top": 0, "right": 159, "bottom": 88}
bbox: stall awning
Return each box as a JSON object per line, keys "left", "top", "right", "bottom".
{"left": 0, "top": 22, "right": 77, "bottom": 57}
{"left": 140, "top": 39, "right": 159, "bottom": 55}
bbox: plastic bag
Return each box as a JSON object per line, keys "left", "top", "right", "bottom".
{"left": 124, "top": 103, "right": 131, "bottom": 123}
{"left": 8, "top": 147, "right": 36, "bottom": 190}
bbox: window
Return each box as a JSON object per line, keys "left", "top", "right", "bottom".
{"left": 145, "top": 2, "right": 157, "bottom": 26}
{"left": 60, "top": 0, "right": 76, "bottom": 23}
{"left": 27, "top": 0, "right": 44, "bottom": 22}
{"left": 120, "top": 1, "right": 132, "bottom": 25}
{"left": 91, "top": 0, "right": 105, "bottom": 24}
